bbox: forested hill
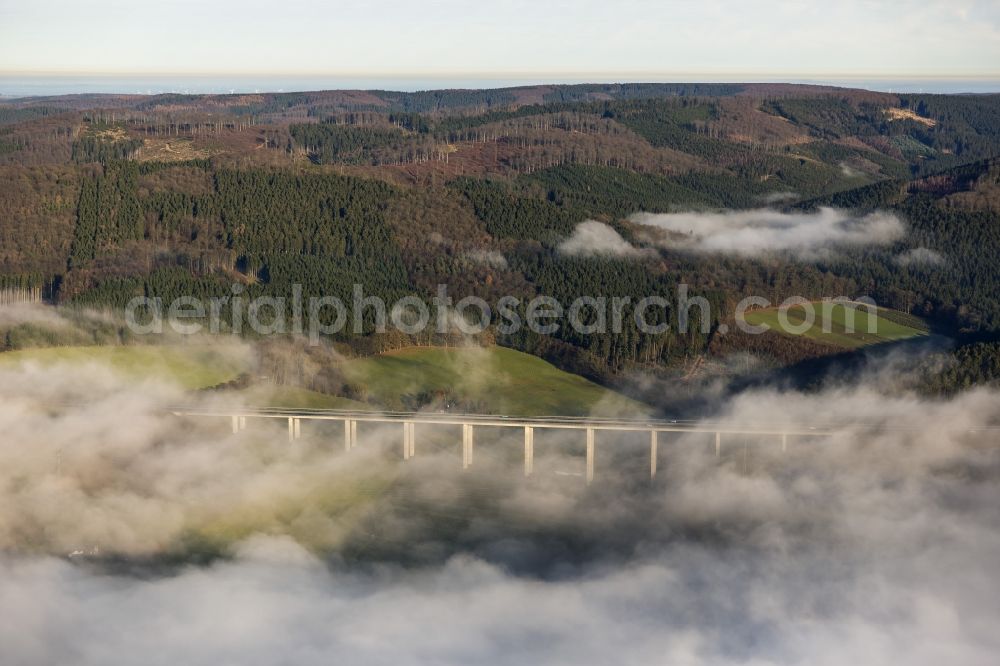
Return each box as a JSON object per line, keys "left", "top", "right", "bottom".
{"left": 0, "top": 82, "right": 859, "bottom": 114}
{"left": 2, "top": 83, "right": 1000, "bottom": 391}
{"left": 793, "top": 157, "right": 1000, "bottom": 329}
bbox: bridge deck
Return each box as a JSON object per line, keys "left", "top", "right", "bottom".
{"left": 170, "top": 407, "right": 840, "bottom": 437}
{"left": 168, "top": 407, "right": 998, "bottom": 484}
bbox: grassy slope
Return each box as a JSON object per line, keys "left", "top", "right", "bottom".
{"left": 235, "top": 385, "right": 370, "bottom": 410}
{"left": 742, "top": 303, "right": 927, "bottom": 349}
{"left": 0, "top": 344, "right": 248, "bottom": 389}
{"left": 0, "top": 342, "right": 645, "bottom": 416}
{"left": 342, "top": 346, "right": 648, "bottom": 416}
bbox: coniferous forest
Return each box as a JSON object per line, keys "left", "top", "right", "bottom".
{"left": 3, "top": 82, "right": 1000, "bottom": 392}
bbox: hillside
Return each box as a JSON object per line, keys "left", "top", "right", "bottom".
{"left": 0, "top": 344, "right": 249, "bottom": 389}
{"left": 339, "top": 346, "right": 648, "bottom": 416}
{"left": 0, "top": 324, "right": 644, "bottom": 414}
{"left": 1, "top": 83, "right": 1000, "bottom": 395}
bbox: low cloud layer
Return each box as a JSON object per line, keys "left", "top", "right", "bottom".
{"left": 463, "top": 249, "right": 509, "bottom": 269}
{"left": 0, "top": 356, "right": 998, "bottom": 665}
{"left": 631, "top": 207, "right": 905, "bottom": 258}
{"left": 840, "top": 162, "right": 865, "bottom": 178}
{"left": 557, "top": 220, "right": 649, "bottom": 258}
{"left": 758, "top": 190, "right": 799, "bottom": 204}
{"left": 896, "top": 246, "right": 947, "bottom": 267}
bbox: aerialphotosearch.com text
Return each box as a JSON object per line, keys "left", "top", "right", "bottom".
{"left": 124, "top": 283, "right": 880, "bottom": 344}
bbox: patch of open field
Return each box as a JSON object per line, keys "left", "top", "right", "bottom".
{"left": 742, "top": 302, "right": 927, "bottom": 348}
{"left": 0, "top": 341, "right": 643, "bottom": 417}
{"left": 341, "top": 345, "right": 648, "bottom": 416}
{"left": 0, "top": 344, "right": 249, "bottom": 389}
{"left": 884, "top": 107, "right": 937, "bottom": 127}
{"left": 136, "top": 137, "right": 212, "bottom": 162}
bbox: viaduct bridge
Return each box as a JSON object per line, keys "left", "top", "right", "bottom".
{"left": 173, "top": 408, "right": 842, "bottom": 484}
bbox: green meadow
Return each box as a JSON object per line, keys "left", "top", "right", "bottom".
{"left": 341, "top": 346, "right": 648, "bottom": 416}
{"left": 0, "top": 344, "right": 249, "bottom": 389}
{"left": 742, "top": 302, "right": 927, "bottom": 348}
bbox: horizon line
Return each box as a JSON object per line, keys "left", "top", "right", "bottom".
{"left": 3, "top": 70, "right": 1000, "bottom": 80}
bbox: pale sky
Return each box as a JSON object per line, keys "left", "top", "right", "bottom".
{"left": 1, "top": 0, "right": 999, "bottom": 77}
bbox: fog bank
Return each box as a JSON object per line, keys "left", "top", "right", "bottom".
{"left": 557, "top": 220, "right": 650, "bottom": 258}
{"left": 631, "top": 207, "right": 905, "bottom": 258}
{"left": 0, "top": 358, "right": 998, "bottom": 665}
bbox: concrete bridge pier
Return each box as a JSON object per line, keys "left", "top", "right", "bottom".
{"left": 716, "top": 431, "right": 721, "bottom": 457}
{"left": 233, "top": 415, "right": 248, "bottom": 434}
{"left": 586, "top": 427, "right": 595, "bottom": 485}
{"left": 287, "top": 417, "right": 302, "bottom": 441}
{"left": 403, "top": 421, "right": 415, "bottom": 460}
{"left": 344, "top": 419, "right": 357, "bottom": 451}
{"left": 782, "top": 433, "right": 788, "bottom": 453}
{"left": 650, "top": 430, "right": 658, "bottom": 478}
{"left": 524, "top": 426, "right": 534, "bottom": 476}
{"left": 462, "top": 424, "right": 474, "bottom": 469}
